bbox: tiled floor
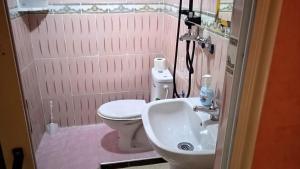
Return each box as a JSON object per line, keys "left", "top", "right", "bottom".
{"left": 35, "top": 124, "right": 160, "bottom": 169}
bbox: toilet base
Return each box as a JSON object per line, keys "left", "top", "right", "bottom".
{"left": 118, "top": 125, "right": 153, "bottom": 153}
{"left": 118, "top": 139, "right": 152, "bottom": 153}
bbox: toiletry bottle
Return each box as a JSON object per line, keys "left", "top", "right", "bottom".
{"left": 200, "top": 74, "right": 214, "bottom": 107}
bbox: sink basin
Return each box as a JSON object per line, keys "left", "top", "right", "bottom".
{"left": 142, "top": 98, "right": 218, "bottom": 169}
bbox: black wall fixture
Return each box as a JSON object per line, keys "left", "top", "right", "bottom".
{"left": 12, "top": 148, "right": 23, "bottom": 169}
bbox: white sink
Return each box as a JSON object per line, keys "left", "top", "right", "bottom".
{"left": 142, "top": 98, "right": 218, "bottom": 169}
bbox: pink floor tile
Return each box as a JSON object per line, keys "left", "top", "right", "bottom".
{"left": 35, "top": 124, "right": 159, "bottom": 169}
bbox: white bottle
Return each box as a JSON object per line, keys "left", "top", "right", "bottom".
{"left": 199, "top": 74, "right": 214, "bottom": 106}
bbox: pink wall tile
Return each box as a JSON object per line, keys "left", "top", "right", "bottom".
{"left": 10, "top": 15, "right": 45, "bottom": 152}
{"left": 11, "top": 16, "right": 34, "bottom": 72}
{"left": 36, "top": 58, "right": 71, "bottom": 98}
{"left": 21, "top": 68, "right": 42, "bottom": 147}
{"left": 72, "top": 95, "right": 99, "bottom": 125}
{"left": 6, "top": 0, "right": 17, "bottom": 8}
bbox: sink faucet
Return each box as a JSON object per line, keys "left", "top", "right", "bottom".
{"left": 193, "top": 100, "right": 219, "bottom": 121}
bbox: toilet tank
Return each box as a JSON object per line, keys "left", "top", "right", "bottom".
{"left": 150, "top": 68, "right": 173, "bottom": 101}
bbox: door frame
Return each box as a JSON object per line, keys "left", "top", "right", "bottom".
{"left": 223, "top": 0, "right": 284, "bottom": 169}
{"left": 0, "top": 1, "right": 35, "bottom": 169}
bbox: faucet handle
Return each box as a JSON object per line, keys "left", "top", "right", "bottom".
{"left": 209, "top": 100, "right": 218, "bottom": 111}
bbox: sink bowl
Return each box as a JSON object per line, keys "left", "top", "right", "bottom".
{"left": 142, "top": 98, "right": 218, "bottom": 169}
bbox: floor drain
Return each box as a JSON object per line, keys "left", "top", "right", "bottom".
{"left": 177, "top": 142, "right": 194, "bottom": 151}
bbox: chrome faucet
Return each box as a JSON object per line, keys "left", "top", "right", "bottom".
{"left": 193, "top": 100, "right": 219, "bottom": 121}
{"left": 179, "top": 29, "right": 199, "bottom": 41}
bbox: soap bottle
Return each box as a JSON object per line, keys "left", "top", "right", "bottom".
{"left": 200, "top": 74, "right": 214, "bottom": 107}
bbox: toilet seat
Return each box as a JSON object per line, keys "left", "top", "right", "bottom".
{"left": 98, "top": 100, "right": 146, "bottom": 120}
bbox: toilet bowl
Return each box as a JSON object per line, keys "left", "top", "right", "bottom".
{"left": 97, "top": 67, "right": 173, "bottom": 152}
{"left": 97, "top": 100, "right": 152, "bottom": 152}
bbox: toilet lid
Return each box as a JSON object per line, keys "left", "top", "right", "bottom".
{"left": 98, "top": 100, "right": 146, "bottom": 119}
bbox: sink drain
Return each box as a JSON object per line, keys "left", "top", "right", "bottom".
{"left": 177, "top": 142, "right": 194, "bottom": 151}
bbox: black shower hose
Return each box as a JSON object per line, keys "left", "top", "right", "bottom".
{"left": 172, "top": 0, "right": 196, "bottom": 98}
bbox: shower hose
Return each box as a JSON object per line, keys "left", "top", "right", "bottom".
{"left": 172, "top": 0, "right": 196, "bottom": 98}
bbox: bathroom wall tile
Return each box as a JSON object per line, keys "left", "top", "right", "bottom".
{"left": 72, "top": 95, "right": 99, "bottom": 125}
{"left": 120, "top": 55, "right": 135, "bottom": 91}
{"left": 142, "top": 56, "right": 151, "bottom": 90}
{"left": 126, "top": 14, "right": 135, "bottom": 34}
{"left": 30, "top": 104, "right": 45, "bottom": 151}
{"left": 11, "top": 16, "right": 34, "bottom": 72}
{"left": 69, "top": 57, "right": 101, "bottom": 96}
{"left": 193, "top": 0, "right": 201, "bottom": 11}
{"left": 62, "top": 15, "right": 76, "bottom": 57}
{"left": 126, "top": 35, "right": 135, "bottom": 54}
{"left": 121, "top": 91, "right": 147, "bottom": 101}
{"left": 63, "top": 14, "right": 86, "bottom": 57}
{"left": 135, "top": 14, "right": 144, "bottom": 34}
{"left": 48, "top": 15, "right": 66, "bottom": 57}
{"left": 20, "top": 64, "right": 45, "bottom": 129}
{"left": 105, "top": 57, "right": 114, "bottom": 90}
{"left": 113, "top": 57, "right": 123, "bottom": 92}
{"left": 29, "top": 15, "right": 50, "bottom": 58}
{"left": 94, "top": 94, "right": 103, "bottom": 123}
{"left": 6, "top": 0, "right": 17, "bottom": 8}
{"left": 98, "top": 56, "right": 109, "bottom": 92}
{"left": 29, "top": 14, "right": 67, "bottom": 58}
{"left": 11, "top": 15, "right": 45, "bottom": 152}
{"left": 105, "top": 56, "right": 122, "bottom": 92}
{"left": 202, "top": 0, "right": 214, "bottom": 13}
{"left": 102, "top": 93, "right": 124, "bottom": 104}
{"left": 111, "top": 14, "right": 122, "bottom": 34}
{"left": 36, "top": 58, "right": 72, "bottom": 99}
{"left": 72, "top": 96, "right": 85, "bottom": 125}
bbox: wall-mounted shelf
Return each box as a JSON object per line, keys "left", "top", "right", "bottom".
{"left": 17, "top": 0, "right": 48, "bottom": 12}
{"left": 17, "top": 7, "right": 48, "bottom": 12}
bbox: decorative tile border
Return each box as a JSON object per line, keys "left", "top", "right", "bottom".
{"left": 226, "top": 66, "right": 234, "bottom": 75}
{"left": 229, "top": 37, "right": 238, "bottom": 46}
{"left": 225, "top": 37, "right": 239, "bottom": 73}
{"left": 10, "top": 2, "right": 164, "bottom": 17}
{"left": 46, "top": 3, "right": 164, "bottom": 14}
{"left": 220, "top": 2, "right": 234, "bottom": 12}
{"left": 9, "top": 2, "right": 232, "bottom": 37}
{"left": 226, "top": 55, "right": 235, "bottom": 75}
{"left": 227, "top": 57, "right": 235, "bottom": 69}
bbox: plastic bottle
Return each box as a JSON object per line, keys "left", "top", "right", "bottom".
{"left": 199, "top": 74, "right": 214, "bottom": 106}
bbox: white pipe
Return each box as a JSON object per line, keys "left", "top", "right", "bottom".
{"left": 164, "top": 85, "right": 169, "bottom": 99}
{"left": 50, "top": 100, "right": 53, "bottom": 123}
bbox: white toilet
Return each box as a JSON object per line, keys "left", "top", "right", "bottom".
{"left": 97, "top": 68, "right": 173, "bottom": 152}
